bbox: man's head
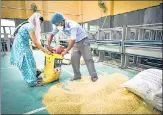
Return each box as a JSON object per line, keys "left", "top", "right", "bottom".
{"left": 50, "top": 12, "right": 65, "bottom": 27}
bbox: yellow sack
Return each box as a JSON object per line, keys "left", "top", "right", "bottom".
{"left": 42, "top": 53, "right": 63, "bottom": 84}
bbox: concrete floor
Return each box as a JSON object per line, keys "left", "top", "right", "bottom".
{"left": 1, "top": 50, "right": 138, "bottom": 114}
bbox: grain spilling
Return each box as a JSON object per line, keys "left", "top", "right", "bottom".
{"left": 42, "top": 73, "right": 160, "bottom": 114}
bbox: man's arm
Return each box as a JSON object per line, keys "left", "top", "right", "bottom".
{"left": 47, "top": 33, "right": 54, "bottom": 48}
{"left": 65, "top": 27, "right": 77, "bottom": 53}
{"left": 48, "top": 25, "right": 59, "bottom": 48}
{"left": 61, "top": 28, "right": 76, "bottom": 56}
{"left": 65, "top": 40, "right": 75, "bottom": 53}
{"left": 61, "top": 40, "right": 75, "bottom": 56}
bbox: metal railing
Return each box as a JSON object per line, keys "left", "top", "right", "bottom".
{"left": 53, "top": 23, "right": 162, "bottom": 69}
{"left": 85, "top": 23, "right": 163, "bottom": 70}
{"left": 121, "top": 23, "right": 162, "bottom": 70}
{"left": 1, "top": 23, "right": 162, "bottom": 70}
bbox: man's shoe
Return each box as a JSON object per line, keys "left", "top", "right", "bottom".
{"left": 91, "top": 76, "right": 98, "bottom": 82}
{"left": 70, "top": 77, "right": 81, "bottom": 81}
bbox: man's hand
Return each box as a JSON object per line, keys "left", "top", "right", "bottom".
{"left": 61, "top": 49, "right": 68, "bottom": 57}
{"left": 61, "top": 40, "right": 75, "bottom": 56}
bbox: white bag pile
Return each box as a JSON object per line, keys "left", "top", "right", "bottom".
{"left": 122, "top": 69, "right": 162, "bottom": 112}
{"left": 152, "top": 87, "right": 162, "bottom": 111}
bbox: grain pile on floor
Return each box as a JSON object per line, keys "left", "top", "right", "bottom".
{"left": 42, "top": 73, "right": 160, "bottom": 114}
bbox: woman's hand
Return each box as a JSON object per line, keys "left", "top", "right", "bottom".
{"left": 47, "top": 46, "right": 53, "bottom": 52}
{"left": 44, "top": 49, "right": 52, "bottom": 55}
{"left": 29, "top": 31, "right": 51, "bottom": 54}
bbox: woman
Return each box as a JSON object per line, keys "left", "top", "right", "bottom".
{"left": 10, "top": 13, "right": 51, "bottom": 87}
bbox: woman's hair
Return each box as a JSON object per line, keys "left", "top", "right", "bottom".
{"left": 28, "top": 13, "right": 42, "bottom": 44}
{"left": 39, "top": 16, "right": 44, "bottom": 22}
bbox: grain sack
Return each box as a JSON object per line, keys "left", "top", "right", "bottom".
{"left": 52, "top": 45, "right": 65, "bottom": 54}
{"left": 122, "top": 69, "right": 162, "bottom": 111}
{"left": 42, "top": 73, "right": 161, "bottom": 114}
{"left": 48, "top": 45, "right": 65, "bottom": 54}
{"left": 151, "top": 87, "right": 162, "bottom": 111}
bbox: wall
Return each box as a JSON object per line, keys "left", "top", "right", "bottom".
{"left": 113, "top": 1, "right": 162, "bottom": 15}
{"left": 2, "top": 1, "right": 162, "bottom": 22}
{"left": 2, "top": 1, "right": 27, "bottom": 19}
{"left": 25, "top": 1, "right": 43, "bottom": 18}
{"left": 80, "top": 1, "right": 162, "bottom": 23}
{"left": 85, "top": 3, "right": 162, "bottom": 29}
{"left": 2, "top": 1, "right": 80, "bottom": 22}
{"left": 112, "top": 4, "right": 163, "bottom": 27}
{"left": 81, "top": 1, "right": 110, "bottom": 22}
{"left": 1, "top": 1, "right": 163, "bottom": 32}
{"left": 42, "top": 1, "right": 79, "bottom": 21}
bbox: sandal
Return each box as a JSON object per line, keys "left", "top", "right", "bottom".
{"left": 35, "top": 82, "right": 43, "bottom": 87}
{"left": 36, "top": 70, "right": 42, "bottom": 78}
{"left": 30, "top": 82, "right": 43, "bottom": 87}
{"left": 37, "top": 77, "right": 42, "bottom": 82}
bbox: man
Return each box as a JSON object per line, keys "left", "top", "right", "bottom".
{"left": 47, "top": 12, "right": 98, "bottom": 82}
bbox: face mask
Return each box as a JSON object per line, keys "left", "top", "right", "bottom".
{"left": 57, "top": 26, "right": 63, "bottom": 30}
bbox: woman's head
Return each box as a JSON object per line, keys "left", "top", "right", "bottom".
{"left": 28, "top": 13, "right": 44, "bottom": 26}
{"left": 28, "top": 13, "right": 43, "bottom": 44}
{"left": 39, "top": 16, "right": 44, "bottom": 24}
